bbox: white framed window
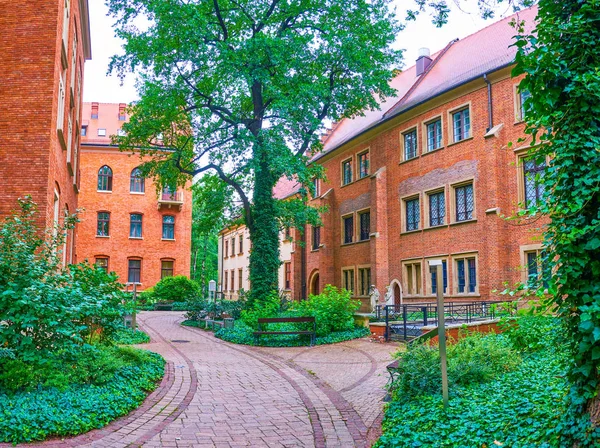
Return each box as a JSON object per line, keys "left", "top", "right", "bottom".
{"left": 97, "top": 128, "right": 106, "bottom": 137}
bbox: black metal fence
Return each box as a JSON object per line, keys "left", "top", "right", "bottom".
{"left": 376, "top": 301, "right": 516, "bottom": 341}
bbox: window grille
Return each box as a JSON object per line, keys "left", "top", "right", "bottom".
{"left": 312, "top": 226, "right": 321, "bottom": 249}
{"left": 343, "top": 216, "right": 354, "bottom": 244}
{"left": 455, "top": 184, "right": 474, "bottom": 222}
{"left": 524, "top": 159, "right": 545, "bottom": 208}
{"left": 404, "top": 129, "right": 417, "bottom": 160}
{"left": 406, "top": 198, "right": 420, "bottom": 231}
{"left": 359, "top": 211, "right": 370, "bottom": 241}
{"left": 452, "top": 108, "right": 470, "bottom": 142}
{"left": 431, "top": 260, "right": 447, "bottom": 294}
{"left": 342, "top": 160, "right": 353, "bottom": 185}
{"left": 429, "top": 191, "right": 445, "bottom": 226}
{"left": 358, "top": 152, "right": 370, "bottom": 178}
{"left": 427, "top": 119, "right": 442, "bottom": 151}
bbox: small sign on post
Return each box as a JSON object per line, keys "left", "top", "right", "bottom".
{"left": 429, "top": 259, "right": 449, "bottom": 409}
{"left": 208, "top": 280, "right": 216, "bottom": 300}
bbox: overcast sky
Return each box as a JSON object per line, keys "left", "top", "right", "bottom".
{"left": 83, "top": 0, "right": 511, "bottom": 103}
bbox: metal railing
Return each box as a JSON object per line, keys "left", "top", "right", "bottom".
{"left": 377, "top": 301, "right": 516, "bottom": 341}
{"left": 159, "top": 191, "right": 184, "bottom": 202}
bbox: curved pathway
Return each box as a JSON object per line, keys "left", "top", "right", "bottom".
{"left": 15, "top": 312, "right": 399, "bottom": 448}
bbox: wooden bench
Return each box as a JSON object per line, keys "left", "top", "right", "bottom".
{"left": 253, "top": 317, "right": 316, "bottom": 346}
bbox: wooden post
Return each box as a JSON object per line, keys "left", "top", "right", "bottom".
{"left": 430, "top": 260, "right": 449, "bottom": 409}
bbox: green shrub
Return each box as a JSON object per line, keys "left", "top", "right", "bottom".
{"left": 0, "top": 347, "right": 164, "bottom": 444}
{"left": 213, "top": 320, "right": 369, "bottom": 347}
{"left": 110, "top": 327, "right": 150, "bottom": 345}
{"left": 294, "top": 285, "right": 360, "bottom": 336}
{"left": 241, "top": 293, "right": 280, "bottom": 329}
{"left": 152, "top": 275, "right": 199, "bottom": 302}
{"left": 0, "top": 198, "right": 126, "bottom": 363}
{"left": 392, "top": 332, "right": 521, "bottom": 399}
{"left": 500, "top": 315, "right": 562, "bottom": 352}
{"left": 137, "top": 287, "right": 156, "bottom": 304}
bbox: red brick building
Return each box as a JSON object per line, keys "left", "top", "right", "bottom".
{"left": 292, "top": 7, "right": 545, "bottom": 310}
{"left": 0, "top": 0, "right": 91, "bottom": 263}
{"left": 76, "top": 102, "right": 192, "bottom": 289}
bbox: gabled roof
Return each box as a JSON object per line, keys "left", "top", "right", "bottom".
{"left": 314, "top": 6, "right": 538, "bottom": 162}
{"left": 273, "top": 176, "right": 301, "bottom": 200}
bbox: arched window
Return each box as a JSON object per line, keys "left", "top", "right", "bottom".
{"left": 130, "top": 167, "right": 145, "bottom": 193}
{"left": 97, "top": 165, "right": 113, "bottom": 191}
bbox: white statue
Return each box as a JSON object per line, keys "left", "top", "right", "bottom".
{"left": 368, "top": 285, "right": 380, "bottom": 314}
{"left": 384, "top": 285, "right": 394, "bottom": 306}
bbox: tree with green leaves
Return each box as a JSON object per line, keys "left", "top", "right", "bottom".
{"left": 107, "top": 0, "right": 402, "bottom": 306}
{"left": 190, "top": 175, "right": 233, "bottom": 294}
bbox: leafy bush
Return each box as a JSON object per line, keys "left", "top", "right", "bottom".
{"left": 137, "top": 287, "right": 156, "bottom": 305}
{"left": 110, "top": 327, "right": 150, "bottom": 345}
{"left": 214, "top": 320, "right": 369, "bottom": 347}
{"left": 377, "top": 350, "right": 569, "bottom": 447}
{"left": 152, "top": 275, "right": 199, "bottom": 303}
{"left": 0, "top": 346, "right": 164, "bottom": 444}
{"left": 392, "top": 332, "right": 521, "bottom": 399}
{"left": 377, "top": 317, "right": 599, "bottom": 446}
{"left": 0, "top": 197, "right": 126, "bottom": 363}
{"left": 294, "top": 285, "right": 360, "bottom": 336}
{"left": 241, "top": 293, "right": 280, "bottom": 329}
{"left": 500, "top": 314, "right": 562, "bottom": 352}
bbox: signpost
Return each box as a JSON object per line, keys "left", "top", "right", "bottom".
{"left": 429, "top": 259, "right": 449, "bottom": 409}
{"left": 208, "top": 280, "right": 217, "bottom": 316}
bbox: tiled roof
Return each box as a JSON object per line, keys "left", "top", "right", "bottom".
{"left": 273, "top": 176, "right": 302, "bottom": 200}
{"left": 314, "top": 5, "right": 538, "bottom": 161}
{"left": 81, "top": 102, "right": 128, "bottom": 145}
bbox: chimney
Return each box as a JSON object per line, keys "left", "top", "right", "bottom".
{"left": 118, "top": 103, "right": 126, "bottom": 121}
{"left": 416, "top": 48, "right": 432, "bottom": 76}
{"left": 91, "top": 102, "right": 99, "bottom": 119}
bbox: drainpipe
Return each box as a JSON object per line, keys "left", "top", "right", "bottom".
{"left": 483, "top": 73, "right": 493, "bottom": 132}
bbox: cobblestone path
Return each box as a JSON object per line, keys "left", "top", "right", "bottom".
{"left": 17, "top": 312, "right": 399, "bottom": 448}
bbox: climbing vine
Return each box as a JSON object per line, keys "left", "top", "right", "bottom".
{"left": 513, "top": 0, "right": 600, "bottom": 443}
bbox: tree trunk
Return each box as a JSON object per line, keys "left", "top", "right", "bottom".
{"left": 247, "top": 157, "right": 280, "bottom": 307}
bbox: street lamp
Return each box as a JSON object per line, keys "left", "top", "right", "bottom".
{"left": 429, "top": 259, "right": 449, "bottom": 409}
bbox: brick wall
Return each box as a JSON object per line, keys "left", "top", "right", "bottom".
{"left": 0, "top": 0, "right": 90, "bottom": 265}
{"left": 293, "top": 70, "right": 547, "bottom": 306}
{"left": 76, "top": 145, "right": 192, "bottom": 290}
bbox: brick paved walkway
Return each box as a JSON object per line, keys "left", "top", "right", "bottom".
{"left": 14, "top": 312, "right": 399, "bottom": 448}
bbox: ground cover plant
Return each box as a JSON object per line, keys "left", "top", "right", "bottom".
{"left": 111, "top": 326, "right": 151, "bottom": 345}
{"left": 0, "top": 199, "right": 165, "bottom": 444}
{"left": 0, "top": 346, "right": 164, "bottom": 444}
{"left": 376, "top": 316, "right": 595, "bottom": 447}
